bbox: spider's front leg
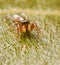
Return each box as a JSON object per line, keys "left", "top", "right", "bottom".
{"left": 33, "top": 22, "right": 42, "bottom": 38}
{"left": 16, "top": 24, "right": 21, "bottom": 38}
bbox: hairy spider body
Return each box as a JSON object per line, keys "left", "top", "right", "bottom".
{"left": 7, "top": 14, "right": 41, "bottom": 37}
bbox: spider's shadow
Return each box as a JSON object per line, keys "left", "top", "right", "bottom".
{"left": 17, "top": 31, "right": 43, "bottom": 47}
{"left": 19, "top": 32, "right": 38, "bottom": 41}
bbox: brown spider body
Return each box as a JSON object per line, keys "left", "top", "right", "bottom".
{"left": 7, "top": 14, "right": 41, "bottom": 37}
{"left": 11, "top": 14, "right": 36, "bottom": 33}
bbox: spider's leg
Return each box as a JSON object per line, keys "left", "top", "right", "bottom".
{"left": 34, "top": 22, "right": 42, "bottom": 39}
{"left": 5, "top": 23, "right": 18, "bottom": 31}
{"left": 16, "top": 24, "right": 20, "bottom": 38}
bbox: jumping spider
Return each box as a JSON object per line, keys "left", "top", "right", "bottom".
{"left": 6, "top": 14, "right": 41, "bottom": 38}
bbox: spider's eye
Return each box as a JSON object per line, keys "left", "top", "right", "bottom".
{"left": 13, "top": 14, "right": 20, "bottom": 19}
{"left": 19, "top": 17, "right": 27, "bottom": 23}
{"left": 20, "top": 17, "right": 24, "bottom": 21}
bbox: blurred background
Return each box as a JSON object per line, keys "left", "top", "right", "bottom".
{"left": 0, "top": 0, "right": 60, "bottom": 10}
{"left": 0, "top": 0, "right": 60, "bottom": 65}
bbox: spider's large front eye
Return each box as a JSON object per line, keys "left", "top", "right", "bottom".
{"left": 13, "top": 14, "right": 20, "bottom": 19}
{"left": 19, "top": 17, "right": 27, "bottom": 23}
{"left": 12, "top": 14, "right": 21, "bottom": 22}
{"left": 19, "top": 17, "right": 24, "bottom": 21}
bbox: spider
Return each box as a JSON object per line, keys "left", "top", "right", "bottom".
{"left": 6, "top": 14, "right": 41, "bottom": 38}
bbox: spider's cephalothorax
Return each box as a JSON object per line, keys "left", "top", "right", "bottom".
{"left": 11, "top": 14, "right": 35, "bottom": 32}
{"left": 8, "top": 14, "right": 41, "bottom": 37}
